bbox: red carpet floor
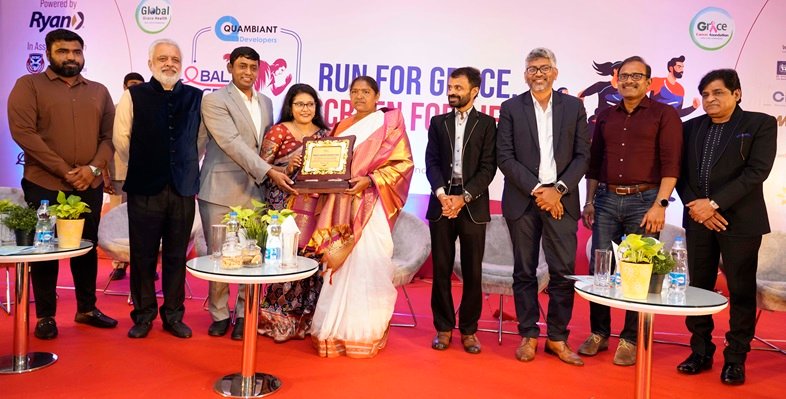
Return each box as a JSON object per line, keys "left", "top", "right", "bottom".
{"left": 1, "top": 259, "right": 784, "bottom": 399}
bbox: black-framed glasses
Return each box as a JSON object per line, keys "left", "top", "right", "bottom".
{"left": 618, "top": 73, "right": 648, "bottom": 82}
{"left": 293, "top": 102, "right": 316, "bottom": 109}
{"left": 526, "top": 65, "right": 553, "bottom": 75}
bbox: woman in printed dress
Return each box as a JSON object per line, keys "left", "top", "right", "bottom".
{"left": 257, "top": 83, "right": 328, "bottom": 342}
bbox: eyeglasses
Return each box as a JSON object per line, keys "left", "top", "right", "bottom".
{"left": 293, "top": 102, "right": 316, "bottom": 109}
{"left": 618, "top": 73, "right": 648, "bottom": 82}
{"left": 526, "top": 65, "right": 553, "bottom": 75}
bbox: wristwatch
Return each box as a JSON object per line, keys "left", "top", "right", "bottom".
{"left": 555, "top": 181, "right": 569, "bottom": 195}
{"left": 88, "top": 165, "right": 102, "bottom": 177}
{"left": 658, "top": 198, "right": 669, "bottom": 208}
{"left": 463, "top": 190, "right": 473, "bottom": 203}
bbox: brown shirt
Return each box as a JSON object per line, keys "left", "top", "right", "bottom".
{"left": 7, "top": 68, "right": 114, "bottom": 191}
{"left": 587, "top": 97, "right": 682, "bottom": 185}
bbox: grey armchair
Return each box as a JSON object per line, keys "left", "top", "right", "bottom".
{"left": 390, "top": 211, "right": 431, "bottom": 327}
{"left": 454, "top": 215, "right": 548, "bottom": 344}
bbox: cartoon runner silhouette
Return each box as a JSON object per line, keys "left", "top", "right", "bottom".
{"left": 649, "top": 55, "right": 699, "bottom": 117}
{"left": 578, "top": 60, "right": 622, "bottom": 130}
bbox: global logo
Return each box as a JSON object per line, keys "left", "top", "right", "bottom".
{"left": 29, "top": 11, "right": 84, "bottom": 33}
{"left": 135, "top": 0, "right": 171, "bottom": 34}
{"left": 689, "top": 7, "right": 734, "bottom": 51}
{"left": 214, "top": 16, "right": 278, "bottom": 44}
{"left": 26, "top": 53, "right": 45, "bottom": 74}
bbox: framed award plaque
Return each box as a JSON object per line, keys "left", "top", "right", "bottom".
{"left": 293, "top": 135, "right": 356, "bottom": 193}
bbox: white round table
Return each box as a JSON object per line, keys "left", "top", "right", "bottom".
{"left": 186, "top": 255, "right": 319, "bottom": 398}
{"left": 0, "top": 240, "right": 92, "bottom": 374}
{"left": 574, "top": 279, "right": 728, "bottom": 399}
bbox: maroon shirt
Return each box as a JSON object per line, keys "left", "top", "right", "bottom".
{"left": 587, "top": 97, "right": 682, "bottom": 185}
{"left": 7, "top": 68, "right": 114, "bottom": 191}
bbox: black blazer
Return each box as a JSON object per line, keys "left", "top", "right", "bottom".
{"left": 497, "top": 90, "right": 590, "bottom": 220}
{"left": 425, "top": 108, "right": 497, "bottom": 223}
{"left": 676, "top": 106, "right": 777, "bottom": 236}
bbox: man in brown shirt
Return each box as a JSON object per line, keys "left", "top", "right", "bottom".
{"left": 578, "top": 56, "right": 682, "bottom": 366}
{"left": 7, "top": 29, "right": 117, "bottom": 339}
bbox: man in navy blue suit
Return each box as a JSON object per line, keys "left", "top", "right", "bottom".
{"left": 497, "top": 47, "right": 590, "bottom": 366}
{"left": 114, "top": 39, "right": 207, "bottom": 339}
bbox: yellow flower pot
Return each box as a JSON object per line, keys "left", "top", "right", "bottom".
{"left": 56, "top": 218, "right": 84, "bottom": 249}
{"left": 619, "top": 261, "right": 653, "bottom": 300}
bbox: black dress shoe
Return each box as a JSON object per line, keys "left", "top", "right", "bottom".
{"left": 34, "top": 317, "right": 58, "bottom": 340}
{"left": 721, "top": 362, "right": 745, "bottom": 385}
{"left": 74, "top": 309, "right": 118, "bottom": 328}
{"left": 163, "top": 320, "right": 192, "bottom": 338}
{"left": 677, "top": 352, "right": 713, "bottom": 375}
{"left": 208, "top": 319, "right": 230, "bottom": 337}
{"left": 231, "top": 318, "right": 244, "bottom": 341}
{"left": 128, "top": 322, "right": 153, "bottom": 338}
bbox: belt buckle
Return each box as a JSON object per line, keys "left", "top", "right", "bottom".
{"left": 615, "top": 186, "right": 629, "bottom": 195}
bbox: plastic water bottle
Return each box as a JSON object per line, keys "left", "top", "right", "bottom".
{"left": 613, "top": 235, "right": 626, "bottom": 288}
{"left": 34, "top": 200, "right": 54, "bottom": 251}
{"left": 669, "top": 237, "right": 689, "bottom": 294}
{"left": 264, "top": 214, "right": 282, "bottom": 266}
{"left": 226, "top": 211, "right": 240, "bottom": 244}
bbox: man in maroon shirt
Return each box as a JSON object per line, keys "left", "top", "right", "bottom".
{"left": 578, "top": 56, "right": 682, "bottom": 366}
{"left": 7, "top": 29, "right": 118, "bottom": 339}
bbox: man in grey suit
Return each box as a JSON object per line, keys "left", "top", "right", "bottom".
{"left": 199, "top": 46, "right": 295, "bottom": 340}
{"left": 497, "top": 47, "right": 590, "bottom": 366}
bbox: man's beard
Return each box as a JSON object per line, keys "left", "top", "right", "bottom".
{"left": 449, "top": 94, "right": 469, "bottom": 109}
{"left": 673, "top": 71, "right": 683, "bottom": 79}
{"left": 49, "top": 59, "right": 83, "bottom": 77}
{"left": 153, "top": 70, "right": 181, "bottom": 87}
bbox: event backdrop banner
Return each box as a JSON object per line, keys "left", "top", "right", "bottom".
{"left": 1, "top": 0, "right": 784, "bottom": 230}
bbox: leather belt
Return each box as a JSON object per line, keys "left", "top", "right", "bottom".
{"left": 449, "top": 177, "right": 463, "bottom": 186}
{"left": 603, "top": 183, "right": 658, "bottom": 196}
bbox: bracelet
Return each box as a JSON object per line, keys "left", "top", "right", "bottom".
{"left": 583, "top": 202, "right": 594, "bottom": 207}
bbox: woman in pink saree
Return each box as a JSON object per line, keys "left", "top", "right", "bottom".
{"left": 304, "top": 76, "right": 413, "bottom": 358}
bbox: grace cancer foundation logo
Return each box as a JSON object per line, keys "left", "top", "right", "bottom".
{"left": 135, "top": 0, "right": 172, "bottom": 34}
{"left": 689, "top": 7, "right": 734, "bottom": 51}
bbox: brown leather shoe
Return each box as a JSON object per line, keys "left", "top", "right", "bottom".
{"left": 515, "top": 337, "right": 538, "bottom": 362}
{"left": 578, "top": 333, "right": 609, "bottom": 356}
{"left": 431, "top": 331, "right": 452, "bottom": 350}
{"left": 461, "top": 334, "right": 481, "bottom": 354}
{"left": 613, "top": 339, "right": 637, "bottom": 366}
{"left": 545, "top": 339, "right": 584, "bottom": 366}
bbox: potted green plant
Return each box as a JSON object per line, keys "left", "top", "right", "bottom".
{"left": 223, "top": 200, "right": 295, "bottom": 248}
{"left": 48, "top": 191, "right": 91, "bottom": 249}
{"left": 1, "top": 204, "right": 37, "bottom": 246}
{"left": 0, "top": 199, "right": 18, "bottom": 244}
{"left": 617, "top": 234, "right": 668, "bottom": 299}
{"left": 649, "top": 249, "right": 676, "bottom": 293}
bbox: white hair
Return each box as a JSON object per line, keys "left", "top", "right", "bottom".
{"left": 148, "top": 38, "right": 181, "bottom": 61}
{"left": 526, "top": 47, "right": 557, "bottom": 67}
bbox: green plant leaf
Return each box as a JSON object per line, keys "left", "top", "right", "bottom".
{"left": 49, "top": 191, "right": 91, "bottom": 220}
